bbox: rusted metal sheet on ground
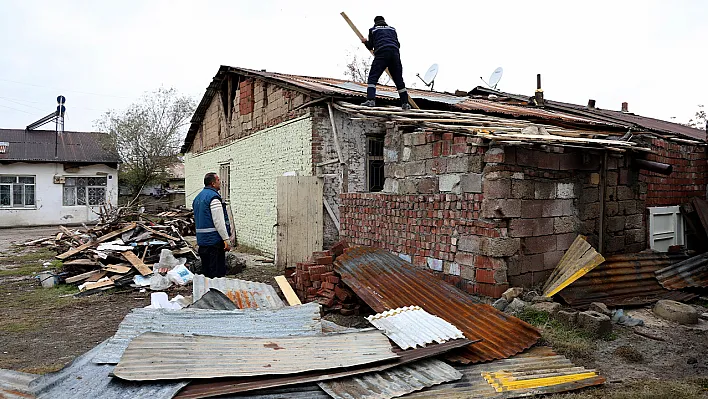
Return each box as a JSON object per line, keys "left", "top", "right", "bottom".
{"left": 334, "top": 246, "right": 540, "bottom": 364}
{"left": 93, "top": 302, "right": 322, "bottom": 364}
{"left": 558, "top": 252, "right": 697, "bottom": 308}
{"left": 0, "top": 368, "right": 36, "bottom": 399}
{"left": 28, "top": 341, "right": 187, "bottom": 399}
{"left": 173, "top": 339, "right": 472, "bottom": 399}
{"left": 543, "top": 235, "right": 605, "bottom": 297}
{"left": 318, "top": 358, "right": 462, "bottom": 399}
{"left": 366, "top": 306, "right": 465, "bottom": 350}
{"left": 113, "top": 330, "right": 397, "bottom": 381}
{"left": 404, "top": 347, "right": 605, "bottom": 399}
{"left": 655, "top": 252, "right": 708, "bottom": 290}
{"left": 192, "top": 275, "right": 284, "bottom": 309}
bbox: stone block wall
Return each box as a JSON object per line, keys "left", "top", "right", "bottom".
{"left": 640, "top": 137, "right": 707, "bottom": 206}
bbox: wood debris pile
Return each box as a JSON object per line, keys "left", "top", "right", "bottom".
{"left": 23, "top": 208, "right": 197, "bottom": 295}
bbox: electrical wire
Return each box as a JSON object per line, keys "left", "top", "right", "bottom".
{"left": 0, "top": 78, "right": 133, "bottom": 99}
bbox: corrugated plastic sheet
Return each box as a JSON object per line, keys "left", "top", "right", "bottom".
{"left": 113, "top": 330, "right": 397, "bottom": 381}
{"left": 189, "top": 288, "right": 238, "bottom": 310}
{"left": 655, "top": 252, "right": 708, "bottom": 290}
{"left": 334, "top": 246, "right": 540, "bottom": 364}
{"left": 318, "top": 358, "right": 462, "bottom": 399}
{"left": 558, "top": 252, "right": 697, "bottom": 308}
{"left": 404, "top": 347, "right": 605, "bottom": 398}
{"left": 93, "top": 302, "right": 322, "bottom": 364}
{"left": 173, "top": 339, "right": 472, "bottom": 399}
{"left": 29, "top": 341, "right": 187, "bottom": 399}
{"left": 0, "top": 368, "right": 36, "bottom": 399}
{"left": 192, "top": 275, "right": 284, "bottom": 309}
{"left": 366, "top": 306, "right": 465, "bottom": 350}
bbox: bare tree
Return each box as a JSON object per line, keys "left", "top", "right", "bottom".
{"left": 344, "top": 53, "right": 390, "bottom": 85}
{"left": 687, "top": 104, "right": 706, "bottom": 130}
{"left": 96, "top": 87, "right": 196, "bottom": 198}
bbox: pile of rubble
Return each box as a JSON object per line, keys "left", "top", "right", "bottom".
{"left": 23, "top": 208, "right": 198, "bottom": 295}
{"left": 287, "top": 240, "right": 361, "bottom": 315}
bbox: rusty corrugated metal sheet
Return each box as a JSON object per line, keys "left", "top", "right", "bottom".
{"left": 403, "top": 347, "right": 605, "bottom": 398}
{"left": 366, "top": 306, "right": 465, "bottom": 350}
{"left": 173, "top": 339, "right": 472, "bottom": 399}
{"left": 0, "top": 368, "right": 36, "bottom": 399}
{"left": 93, "top": 302, "right": 322, "bottom": 364}
{"left": 113, "top": 331, "right": 398, "bottom": 381}
{"left": 317, "top": 359, "right": 462, "bottom": 399}
{"left": 334, "top": 246, "right": 541, "bottom": 364}
{"left": 558, "top": 252, "right": 697, "bottom": 308}
{"left": 655, "top": 252, "right": 708, "bottom": 289}
{"left": 192, "top": 275, "right": 285, "bottom": 309}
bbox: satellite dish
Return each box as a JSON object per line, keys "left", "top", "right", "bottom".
{"left": 488, "top": 67, "right": 503, "bottom": 89}
{"left": 416, "top": 63, "right": 439, "bottom": 91}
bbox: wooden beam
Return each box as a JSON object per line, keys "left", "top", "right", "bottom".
{"left": 139, "top": 224, "right": 181, "bottom": 242}
{"left": 65, "top": 270, "right": 100, "bottom": 284}
{"left": 274, "top": 275, "right": 302, "bottom": 306}
{"left": 80, "top": 280, "right": 114, "bottom": 292}
{"left": 122, "top": 251, "right": 152, "bottom": 276}
{"left": 56, "top": 223, "right": 137, "bottom": 260}
{"left": 340, "top": 12, "right": 419, "bottom": 109}
{"left": 323, "top": 199, "right": 340, "bottom": 233}
{"left": 103, "top": 264, "right": 132, "bottom": 274}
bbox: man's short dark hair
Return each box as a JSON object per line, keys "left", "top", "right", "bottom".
{"left": 204, "top": 172, "right": 218, "bottom": 187}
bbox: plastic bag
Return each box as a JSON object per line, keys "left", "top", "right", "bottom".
{"left": 150, "top": 273, "right": 172, "bottom": 291}
{"left": 157, "top": 249, "right": 187, "bottom": 270}
{"left": 167, "top": 264, "right": 194, "bottom": 285}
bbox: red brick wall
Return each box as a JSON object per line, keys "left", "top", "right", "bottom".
{"left": 641, "top": 138, "right": 707, "bottom": 206}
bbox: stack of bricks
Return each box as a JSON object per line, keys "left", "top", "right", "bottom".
{"left": 286, "top": 241, "right": 360, "bottom": 315}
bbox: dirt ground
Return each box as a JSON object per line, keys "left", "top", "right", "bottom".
{"left": 0, "top": 227, "right": 706, "bottom": 397}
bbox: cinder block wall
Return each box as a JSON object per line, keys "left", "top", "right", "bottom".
{"left": 340, "top": 128, "right": 666, "bottom": 297}
{"left": 185, "top": 115, "right": 313, "bottom": 255}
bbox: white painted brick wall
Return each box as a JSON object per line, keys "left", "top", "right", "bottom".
{"left": 185, "top": 115, "right": 313, "bottom": 255}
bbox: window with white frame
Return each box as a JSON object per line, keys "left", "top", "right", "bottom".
{"left": 63, "top": 177, "right": 107, "bottom": 206}
{"left": 0, "top": 175, "right": 35, "bottom": 208}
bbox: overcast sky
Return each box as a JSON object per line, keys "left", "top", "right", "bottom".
{"left": 1, "top": 0, "right": 706, "bottom": 132}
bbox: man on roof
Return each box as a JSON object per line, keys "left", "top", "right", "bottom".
{"left": 361, "top": 16, "right": 411, "bottom": 110}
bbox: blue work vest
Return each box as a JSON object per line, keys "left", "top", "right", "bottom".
{"left": 193, "top": 187, "right": 231, "bottom": 246}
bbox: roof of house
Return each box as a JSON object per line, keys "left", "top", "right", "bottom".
{"left": 182, "top": 66, "right": 705, "bottom": 152}
{"left": 0, "top": 129, "right": 120, "bottom": 164}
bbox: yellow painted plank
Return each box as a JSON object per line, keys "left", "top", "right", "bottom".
{"left": 483, "top": 371, "right": 599, "bottom": 392}
{"left": 274, "top": 275, "right": 302, "bottom": 306}
{"left": 543, "top": 236, "right": 603, "bottom": 297}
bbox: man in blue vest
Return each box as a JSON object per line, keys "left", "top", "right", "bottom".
{"left": 361, "top": 16, "right": 411, "bottom": 110}
{"left": 193, "top": 172, "right": 231, "bottom": 278}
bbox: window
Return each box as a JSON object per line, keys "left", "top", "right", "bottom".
{"left": 0, "top": 175, "right": 35, "bottom": 208}
{"left": 367, "top": 137, "right": 384, "bottom": 192}
{"left": 63, "top": 177, "right": 107, "bottom": 206}
{"left": 219, "top": 164, "right": 231, "bottom": 203}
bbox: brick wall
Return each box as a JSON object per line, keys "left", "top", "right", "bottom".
{"left": 191, "top": 77, "right": 311, "bottom": 154}
{"left": 185, "top": 116, "right": 313, "bottom": 255}
{"left": 640, "top": 137, "right": 707, "bottom": 206}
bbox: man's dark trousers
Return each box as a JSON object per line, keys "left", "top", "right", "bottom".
{"left": 367, "top": 48, "right": 409, "bottom": 104}
{"left": 198, "top": 243, "right": 226, "bottom": 278}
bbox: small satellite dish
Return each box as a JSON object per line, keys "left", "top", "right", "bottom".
{"left": 488, "top": 67, "right": 503, "bottom": 89}
{"left": 416, "top": 63, "right": 439, "bottom": 91}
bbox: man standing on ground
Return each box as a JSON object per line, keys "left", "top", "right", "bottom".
{"left": 193, "top": 172, "right": 231, "bottom": 278}
{"left": 361, "top": 16, "right": 411, "bottom": 110}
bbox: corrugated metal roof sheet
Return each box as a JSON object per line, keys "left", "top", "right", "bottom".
{"left": 93, "top": 302, "right": 322, "bottom": 364}
{"left": 655, "top": 252, "right": 708, "bottom": 290}
{"left": 173, "top": 339, "right": 472, "bottom": 399}
{"left": 0, "top": 129, "right": 120, "bottom": 163}
{"left": 366, "top": 306, "right": 465, "bottom": 350}
{"left": 334, "top": 246, "right": 541, "bottom": 364}
{"left": 318, "top": 358, "right": 461, "bottom": 399}
{"left": 192, "top": 275, "right": 285, "bottom": 309}
{"left": 558, "top": 252, "right": 697, "bottom": 308}
{"left": 403, "top": 347, "right": 605, "bottom": 399}
{"left": 189, "top": 288, "right": 238, "bottom": 310}
{"left": 202, "top": 384, "right": 329, "bottom": 399}
{"left": 28, "top": 341, "right": 187, "bottom": 399}
{"left": 112, "top": 330, "right": 397, "bottom": 381}
{"left": 0, "top": 368, "right": 36, "bottom": 399}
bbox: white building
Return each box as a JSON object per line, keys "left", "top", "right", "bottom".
{"left": 0, "top": 129, "right": 119, "bottom": 227}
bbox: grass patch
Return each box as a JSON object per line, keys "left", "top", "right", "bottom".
{"left": 517, "top": 307, "right": 596, "bottom": 361}
{"left": 0, "top": 320, "right": 41, "bottom": 333}
{"left": 234, "top": 244, "right": 264, "bottom": 256}
{"left": 0, "top": 249, "right": 58, "bottom": 277}
{"left": 546, "top": 379, "right": 707, "bottom": 399}
{"left": 8, "top": 285, "right": 79, "bottom": 309}
{"left": 19, "top": 364, "right": 66, "bottom": 374}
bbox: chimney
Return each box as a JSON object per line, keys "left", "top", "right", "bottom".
{"left": 534, "top": 73, "right": 545, "bottom": 106}
{"left": 621, "top": 102, "right": 629, "bottom": 113}
{"left": 587, "top": 99, "right": 596, "bottom": 109}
